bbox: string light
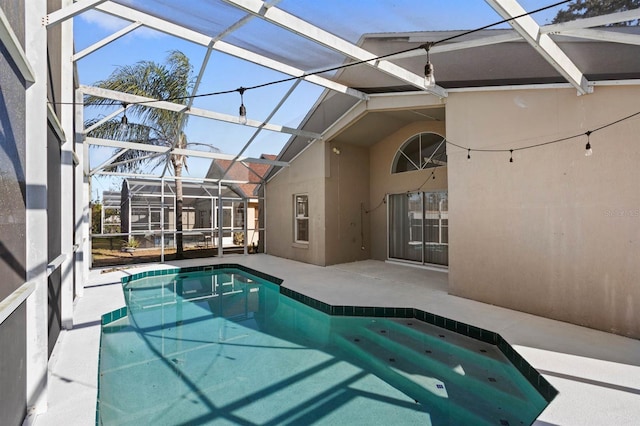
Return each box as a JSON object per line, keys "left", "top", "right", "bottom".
{"left": 238, "top": 88, "right": 247, "bottom": 125}
{"left": 442, "top": 108, "right": 640, "bottom": 163}
{"left": 62, "top": 0, "right": 573, "bottom": 110}
{"left": 585, "top": 131, "right": 593, "bottom": 156}
{"left": 119, "top": 103, "right": 128, "bottom": 132}
{"left": 69, "top": 0, "right": 633, "bottom": 165}
{"left": 423, "top": 43, "right": 435, "bottom": 87}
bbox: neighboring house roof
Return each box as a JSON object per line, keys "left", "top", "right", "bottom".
{"left": 268, "top": 28, "right": 640, "bottom": 179}
{"left": 113, "top": 178, "right": 240, "bottom": 205}
{"left": 207, "top": 154, "right": 276, "bottom": 198}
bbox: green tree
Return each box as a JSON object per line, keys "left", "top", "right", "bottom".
{"left": 552, "top": 0, "right": 640, "bottom": 25}
{"left": 85, "top": 51, "right": 193, "bottom": 258}
{"left": 91, "top": 201, "right": 102, "bottom": 235}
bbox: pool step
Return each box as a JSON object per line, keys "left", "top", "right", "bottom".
{"left": 368, "top": 318, "right": 508, "bottom": 371}
{"left": 363, "top": 320, "right": 518, "bottom": 389}
{"left": 332, "top": 333, "right": 495, "bottom": 426}
{"left": 357, "top": 326, "right": 538, "bottom": 418}
{"left": 364, "top": 318, "right": 545, "bottom": 407}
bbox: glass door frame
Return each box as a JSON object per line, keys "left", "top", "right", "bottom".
{"left": 387, "top": 190, "right": 448, "bottom": 267}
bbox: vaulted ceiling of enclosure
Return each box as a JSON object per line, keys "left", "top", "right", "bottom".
{"left": 44, "top": 0, "right": 640, "bottom": 189}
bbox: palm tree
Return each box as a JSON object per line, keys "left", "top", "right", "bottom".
{"left": 552, "top": 0, "right": 640, "bottom": 25}
{"left": 85, "top": 50, "right": 193, "bottom": 258}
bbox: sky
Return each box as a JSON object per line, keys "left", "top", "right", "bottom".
{"left": 73, "top": 0, "right": 566, "bottom": 199}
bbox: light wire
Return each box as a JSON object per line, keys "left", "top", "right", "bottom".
{"left": 61, "top": 0, "right": 640, "bottom": 161}
{"left": 53, "top": 0, "right": 573, "bottom": 107}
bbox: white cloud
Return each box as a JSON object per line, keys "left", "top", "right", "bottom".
{"left": 79, "top": 9, "right": 126, "bottom": 31}
{"left": 78, "top": 9, "right": 164, "bottom": 39}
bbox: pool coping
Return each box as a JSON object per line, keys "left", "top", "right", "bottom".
{"left": 100, "top": 263, "right": 557, "bottom": 421}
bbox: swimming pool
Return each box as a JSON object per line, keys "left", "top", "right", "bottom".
{"left": 97, "top": 265, "right": 556, "bottom": 425}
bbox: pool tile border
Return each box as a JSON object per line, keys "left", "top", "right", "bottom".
{"left": 119, "top": 263, "right": 284, "bottom": 286}
{"left": 287, "top": 297, "right": 557, "bottom": 402}
{"left": 273, "top": 267, "right": 556, "bottom": 404}
{"left": 112, "top": 263, "right": 557, "bottom": 404}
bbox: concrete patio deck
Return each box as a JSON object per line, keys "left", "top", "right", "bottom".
{"left": 34, "top": 254, "right": 640, "bottom": 425}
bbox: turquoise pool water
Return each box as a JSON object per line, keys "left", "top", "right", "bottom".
{"left": 97, "top": 267, "right": 551, "bottom": 425}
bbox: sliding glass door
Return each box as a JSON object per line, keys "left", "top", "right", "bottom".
{"left": 388, "top": 191, "right": 448, "bottom": 266}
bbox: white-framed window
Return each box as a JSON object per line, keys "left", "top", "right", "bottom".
{"left": 392, "top": 132, "right": 447, "bottom": 174}
{"left": 294, "top": 194, "right": 309, "bottom": 243}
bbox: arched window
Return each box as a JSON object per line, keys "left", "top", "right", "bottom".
{"left": 392, "top": 132, "right": 447, "bottom": 174}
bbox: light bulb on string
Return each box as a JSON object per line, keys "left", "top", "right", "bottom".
{"left": 238, "top": 87, "right": 247, "bottom": 125}
{"left": 584, "top": 131, "right": 593, "bottom": 156}
{"left": 423, "top": 43, "right": 435, "bottom": 87}
{"left": 425, "top": 62, "right": 435, "bottom": 87}
{"left": 119, "top": 103, "right": 129, "bottom": 133}
{"left": 467, "top": 148, "right": 471, "bottom": 162}
{"left": 509, "top": 149, "right": 514, "bottom": 163}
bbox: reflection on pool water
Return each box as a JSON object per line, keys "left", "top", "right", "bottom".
{"left": 97, "top": 267, "right": 553, "bottom": 425}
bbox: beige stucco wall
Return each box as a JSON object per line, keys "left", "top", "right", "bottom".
{"left": 265, "top": 139, "right": 372, "bottom": 266}
{"left": 265, "top": 141, "right": 327, "bottom": 265}
{"left": 369, "top": 121, "right": 448, "bottom": 261}
{"left": 324, "top": 142, "right": 371, "bottom": 265}
{"left": 266, "top": 119, "right": 448, "bottom": 266}
{"left": 446, "top": 86, "right": 640, "bottom": 338}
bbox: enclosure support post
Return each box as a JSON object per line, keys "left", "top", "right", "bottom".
{"left": 243, "top": 199, "right": 248, "bottom": 255}
{"left": 263, "top": 185, "right": 267, "bottom": 254}
{"left": 60, "top": 0, "right": 75, "bottom": 330}
{"left": 74, "top": 90, "right": 86, "bottom": 298}
{"left": 25, "top": 0, "right": 49, "bottom": 416}
{"left": 217, "top": 182, "right": 223, "bottom": 257}
{"left": 210, "top": 196, "right": 214, "bottom": 250}
{"left": 161, "top": 177, "right": 165, "bottom": 263}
